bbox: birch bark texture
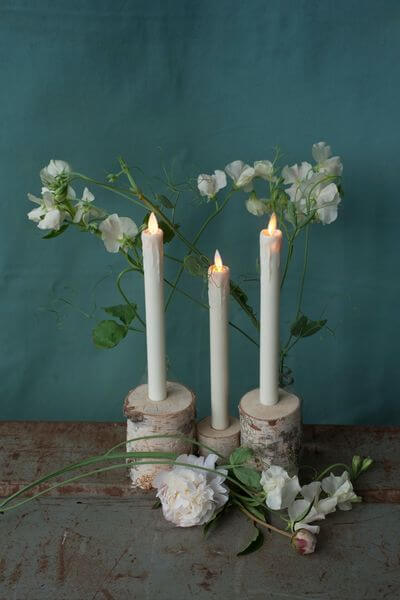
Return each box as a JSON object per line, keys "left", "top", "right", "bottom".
{"left": 124, "top": 382, "right": 196, "bottom": 489}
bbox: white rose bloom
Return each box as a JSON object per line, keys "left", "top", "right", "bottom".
{"left": 260, "top": 465, "right": 301, "bottom": 510}
{"left": 197, "top": 170, "right": 227, "bottom": 199}
{"left": 40, "top": 159, "right": 71, "bottom": 186}
{"left": 321, "top": 471, "right": 361, "bottom": 510}
{"left": 27, "top": 191, "right": 65, "bottom": 231}
{"left": 315, "top": 182, "right": 341, "bottom": 224}
{"left": 225, "top": 160, "right": 255, "bottom": 191}
{"left": 253, "top": 160, "right": 275, "bottom": 181}
{"left": 98, "top": 213, "right": 138, "bottom": 253}
{"left": 154, "top": 454, "right": 229, "bottom": 527}
{"left": 73, "top": 187, "right": 104, "bottom": 225}
{"left": 312, "top": 142, "right": 343, "bottom": 176}
{"left": 246, "top": 193, "right": 268, "bottom": 216}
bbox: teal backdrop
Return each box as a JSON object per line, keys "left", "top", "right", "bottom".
{"left": 1, "top": 0, "right": 399, "bottom": 424}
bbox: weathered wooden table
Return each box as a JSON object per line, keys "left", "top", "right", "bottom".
{"left": 0, "top": 422, "right": 399, "bottom": 599}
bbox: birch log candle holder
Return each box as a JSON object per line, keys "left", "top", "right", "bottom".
{"left": 239, "top": 388, "right": 302, "bottom": 475}
{"left": 124, "top": 381, "right": 196, "bottom": 490}
{"left": 197, "top": 416, "right": 240, "bottom": 459}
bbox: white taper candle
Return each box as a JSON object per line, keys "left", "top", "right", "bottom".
{"left": 208, "top": 250, "right": 230, "bottom": 430}
{"left": 259, "top": 213, "right": 283, "bottom": 406}
{"left": 141, "top": 213, "right": 167, "bottom": 402}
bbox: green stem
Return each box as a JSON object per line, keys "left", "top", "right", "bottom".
{"left": 1, "top": 458, "right": 258, "bottom": 514}
{"left": 236, "top": 503, "right": 292, "bottom": 538}
{"left": 280, "top": 231, "right": 296, "bottom": 289}
{"left": 229, "top": 321, "right": 259, "bottom": 347}
{"left": 315, "top": 463, "right": 350, "bottom": 481}
{"left": 116, "top": 266, "right": 146, "bottom": 328}
{"left": 295, "top": 224, "right": 310, "bottom": 319}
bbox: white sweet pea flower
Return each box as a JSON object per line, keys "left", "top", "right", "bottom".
{"left": 282, "top": 161, "right": 313, "bottom": 187}
{"left": 27, "top": 191, "right": 65, "bottom": 231}
{"left": 312, "top": 142, "right": 343, "bottom": 176}
{"left": 225, "top": 160, "right": 255, "bottom": 191}
{"left": 253, "top": 160, "right": 275, "bottom": 182}
{"left": 260, "top": 465, "right": 301, "bottom": 510}
{"left": 288, "top": 481, "right": 337, "bottom": 535}
{"left": 197, "top": 170, "right": 227, "bottom": 199}
{"left": 154, "top": 453, "right": 229, "bottom": 527}
{"left": 314, "top": 182, "right": 341, "bottom": 224}
{"left": 40, "top": 159, "right": 71, "bottom": 187}
{"left": 73, "top": 187, "right": 104, "bottom": 225}
{"left": 98, "top": 213, "right": 138, "bottom": 253}
{"left": 246, "top": 193, "right": 268, "bottom": 216}
{"left": 321, "top": 471, "right": 361, "bottom": 511}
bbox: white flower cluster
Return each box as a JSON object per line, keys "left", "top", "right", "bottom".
{"left": 28, "top": 159, "right": 138, "bottom": 253}
{"left": 261, "top": 465, "right": 360, "bottom": 534}
{"left": 197, "top": 141, "right": 343, "bottom": 225}
{"left": 154, "top": 454, "right": 229, "bottom": 527}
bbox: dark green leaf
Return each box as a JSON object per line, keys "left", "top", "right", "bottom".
{"left": 157, "top": 194, "right": 174, "bottom": 209}
{"left": 203, "top": 505, "right": 226, "bottom": 538}
{"left": 42, "top": 224, "right": 69, "bottom": 239}
{"left": 92, "top": 320, "right": 127, "bottom": 349}
{"left": 290, "top": 314, "right": 327, "bottom": 338}
{"left": 103, "top": 304, "right": 136, "bottom": 326}
{"left": 237, "top": 526, "right": 264, "bottom": 556}
{"left": 152, "top": 498, "right": 161, "bottom": 510}
{"left": 183, "top": 254, "right": 208, "bottom": 277}
{"left": 230, "top": 447, "right": 253, "bottom": 466}
{"left": 233, "top": 466, "right": 262, "bottom": 490}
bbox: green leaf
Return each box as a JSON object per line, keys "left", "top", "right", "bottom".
{"left": 290, "top": 314, "right": 327, "bottom": 338}
{"left": 233, "top": 466, "right": 262, "bottom": 490}
{"left": 157, "top": 194, "right": 174, "bottom": 209}
{"left": 152, "top": 498, "right": 161, "bottom": 510}
{"left": 203, "top": 505, "right": 227, "bottom": 538}
{"left": 183, "top": 254, "right": 208, "bottom": 277}
{"left": 103, "top": 304, "right": 136, "bottom": 326}
{"left": 92, "top": 320, "right": 127, "bottom": 349}
{"left": 42, "top": 224, "right": 69, "bottom": 239}
{"left": 230, "top": 447, "right": 253, "bottom": 466}
{"left": 237, "top": 526, "right": 264, "bottom": 556}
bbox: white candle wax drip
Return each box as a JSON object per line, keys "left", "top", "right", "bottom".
{"left": 141, "top": 213, "right": 167, "bottom": 402}
{"left": 208, "top": 250, "right": 230, "bottom": 430}
{"left": 259, "top": 213, "right": 283, "bottom": 406}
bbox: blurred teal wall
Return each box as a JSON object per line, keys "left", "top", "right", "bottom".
{"left": 0, "top": 0, "right": 399, "bottom": 424}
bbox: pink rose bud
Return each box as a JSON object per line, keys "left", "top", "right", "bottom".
{"left": 291, "top": 529, "right": 317, "bottom": 555}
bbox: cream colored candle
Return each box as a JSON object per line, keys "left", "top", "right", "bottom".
{"left": 208, "top": 250, "right": 230, "bottom": 430}
{"left": 259, "top": 213, "right": 283, "bottom": 406}
{"left": 141, "top": 213, "right": 167, "bottom": 402}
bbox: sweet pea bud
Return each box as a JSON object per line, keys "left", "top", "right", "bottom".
{"left": 359, "top": 457, "right": 373, "bottom": 475}
{"left": 291, "top": 529, "right": 317, "bottom": 555}
{"left": 352, "top": 455, "right": 362, "bottom": 477}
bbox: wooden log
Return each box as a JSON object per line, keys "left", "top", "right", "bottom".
{"left": 239, "top": 388, "right": 302, "bottom": 475}
{"left": 124, "top": 381, "right": 196, "bottom": 490}
{"left": 196, "top": 416, "right": 240, "bottom": 459}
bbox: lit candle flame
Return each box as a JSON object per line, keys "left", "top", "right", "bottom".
{"left": 267, "top": 212, "right": 277, "bottom": 235}
{"left": 148, "top": 212, "right": 158, "bottom": 234}
{"left": 214, "top": 249, "right": 223, "bottom": 272}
